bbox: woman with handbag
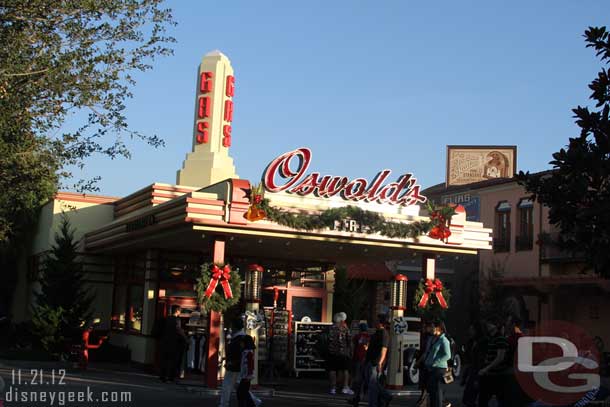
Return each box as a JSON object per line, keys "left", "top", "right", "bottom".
{"left": 423, "top": 320, "right": 452, "bottom": 407}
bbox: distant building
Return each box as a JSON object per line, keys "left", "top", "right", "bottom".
{"left": 424, "top": 174, "right": 610, "bottom": 344}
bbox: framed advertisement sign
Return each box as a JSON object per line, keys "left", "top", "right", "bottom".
{"left": 446, "top": 146, "right": 517, "bottom": 186}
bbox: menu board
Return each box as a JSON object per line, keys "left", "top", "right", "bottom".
{"left": 293, "top": 322, "right": 332, "bottom": 376}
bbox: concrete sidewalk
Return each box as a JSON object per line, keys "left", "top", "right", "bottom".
{"left": 0, "top": 359, "right": 426, "bottom": 403}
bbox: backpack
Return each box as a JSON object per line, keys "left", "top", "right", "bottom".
{"left": 314, "top": 331, "right": 329, "bottom": 359}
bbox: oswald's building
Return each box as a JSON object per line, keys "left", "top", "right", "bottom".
{"left": 12, "top": 51, "right": 492, "bottom": 388}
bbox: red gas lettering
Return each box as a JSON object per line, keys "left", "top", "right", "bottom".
{"left": 226, "top": 75, "right": 235, "bottom": 97}
{"left": 198, "top": 96, "right": 211, "bottom": 118}
{"left": 222, "top": 125, "right": 232, "bottom": 147}
{"left": 200, "top": 72, "right": 213, "bottom": 93}
{"left": 224, "top": 100, "right": 234, "bottom": 122}
{"left": 196, "top": 121, "right": 209, "bottom": 144}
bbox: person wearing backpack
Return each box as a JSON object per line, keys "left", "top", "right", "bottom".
{"left": 327, "top": 312, "right": 353, "bottom": 396}
{"left": 219, "top": 317, "right": 256, "bottom": 407}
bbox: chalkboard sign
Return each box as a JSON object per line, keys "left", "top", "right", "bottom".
{"left": 293, "top": 321, "right": 332, "bottom": 376}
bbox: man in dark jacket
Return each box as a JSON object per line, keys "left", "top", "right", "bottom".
{"left": 219, "top": 317, "right": 256, "bottom": 407}
{"left": 159, "top": 306, "right": 187, "bottom": 382}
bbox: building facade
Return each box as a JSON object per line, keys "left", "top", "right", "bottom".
{"left": 425, "top": 176, "right": 610, "bottom": 345}
{"left": 11, "top": 52, "right": 493, "bottom": 388}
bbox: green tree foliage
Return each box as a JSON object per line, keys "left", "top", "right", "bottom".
{"left": 0, "top": 0, "right": 175, "bottom": 310}
{"left": 332, "top": 267, "right": 368, "bottom": 322}
{"left": 519, "top": 27, "right": 610, "bottom": 277}
{"left": 479, "top": 259, "right": 508, "bottom": 321}
{"left": 36, "top": 215, "right": 93, "bottom": 340}
{"left": 30, "top": 305, "right": 65, "bottom": 353}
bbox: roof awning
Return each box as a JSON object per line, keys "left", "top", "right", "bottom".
{"left": 346, "top": 263, "right": 393, "bottom": 281}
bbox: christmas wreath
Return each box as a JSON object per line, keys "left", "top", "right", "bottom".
{"left": 255, "top": 198, "right": 456, "bottom": 241}
{"left": 413, "top": 278, "right": 451, "bottom": 320}
{"left": 196, "top": 263, "right": 242, "bottom": 313}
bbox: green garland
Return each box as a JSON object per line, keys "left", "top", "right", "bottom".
{"left": 196, "top": 263, "right": 242, "bottom": 313}
{"left": 259, "top": 199, "right": 455, "bottom": 240}
{"left": 412, "top": 279, "right": 451, "bottom": 321}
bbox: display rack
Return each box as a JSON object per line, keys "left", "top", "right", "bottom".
{"left": 271, "top": 309, "right": 291, "bottom": 366}
{"left": 293, "top": 321, "right": 332, "bottom": 377}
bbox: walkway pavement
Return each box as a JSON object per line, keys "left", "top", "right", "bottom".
{"left": 0, "top": 359, "right": 431, "bottom": 406}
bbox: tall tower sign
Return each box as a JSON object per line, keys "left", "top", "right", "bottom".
{"left": 177, "top": 50, "right": 238, "bottom": 187}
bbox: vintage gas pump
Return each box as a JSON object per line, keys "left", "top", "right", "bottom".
{"left": 387, "top": 274, "right": 408, "bottom": 389}
{"left": 244, "top": 263, "right": 263, "bottom": 386}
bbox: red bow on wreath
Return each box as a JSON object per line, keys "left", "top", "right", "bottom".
{"left": 204, "top": 265, "right": 233, "bottom": 299}
{"left": 417, "top": 278, "right": 448, "bottom": 309}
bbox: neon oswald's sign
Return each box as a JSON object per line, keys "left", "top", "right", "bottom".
{"left": 262, "top": 148, "right": 427, "bottom": 207}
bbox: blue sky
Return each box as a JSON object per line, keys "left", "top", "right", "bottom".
{"left": 70, "top": 1, "right": 609, "bottom": 197}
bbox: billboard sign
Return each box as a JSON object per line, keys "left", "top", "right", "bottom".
{"left": 446, "top": 145, "right": 517, "bottom": 186}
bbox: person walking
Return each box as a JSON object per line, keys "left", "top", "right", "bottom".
{"left": 477, "top": 319, "right": 509, "bottom": 407}
{"left": 348, "top": 322, "right": 370, "bottom": 405}
{"left": 328, "top": 312, "right": 353, "bottom": 396}
{"left": 424, "top": 320, "right": 452, "bottom": 407}
{"left": 364, "top": 314, "right": 391, "bottom": 407}
{"left": 415, "top": 321, "right": 435, "bottom": 407}
{"left": 504, "top": 317, "right": 529, "bottom": 406}
{"left": 219, "top": 317, "right": 256, "bottom": 407}
{"left": 460, "top": 322, "right": 485, "bottom": 407}
{"left": 159, "top": 306, "right": 186, "bottom": 382}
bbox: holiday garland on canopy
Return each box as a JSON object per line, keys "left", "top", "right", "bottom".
{"left": 196, "top": 263, "right": 242, "bottom": 312}
{"left": 254, "top": 196, "right": 456, "bottom": 241}
{"left": 412, "top": 278, "right": 451, "bottom": 319}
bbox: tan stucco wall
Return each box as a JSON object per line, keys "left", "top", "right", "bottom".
{"left": 30, "top": 197, "right": 115, "bottom": 254}
{"left": 478, "top": 183, "right": 541, "bottom": 279}
{"left": 12, "top": 196, "right": 116, "bottom": 323}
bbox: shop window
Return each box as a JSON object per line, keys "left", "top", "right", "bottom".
{"left": 127, "top": 285, "right": 144, "bottom": 332}
{"left": 112, "top": 285, "right": 127, "bottom": 330}
{"left": 516, "top": 198, "right": 534, "bottom": 251}
{"left": 493, "top": 201, "right": 511, "bottom": 252}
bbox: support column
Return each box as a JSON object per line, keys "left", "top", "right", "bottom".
{"left": 423, "top": 253, "right": 436, "bottom": 280}
{"left": 419, "top": 252, "right": 436, "bottom": 377}
{"left": 141, "top": 250, "right": 159, "bottom": 365}
{"left": 142, "top": 249, "right": 159, "bottom": 336}
{"left": 206, "top": 237, "right": 225, "bottom": 388}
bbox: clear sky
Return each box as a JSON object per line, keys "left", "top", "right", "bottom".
{"left": 70, "top": 1, "right": 609, "bottom": 197}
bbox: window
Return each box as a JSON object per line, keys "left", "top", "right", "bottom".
{"left": 493, "top": 201, "right": 511, "bottom": 252}
{"left": 292, "top": 296, "right": 322, "bottom": 322}
{"left": 127, "top": 285, "right": 144, "bottom": 332}
{"left": 111, "top": 284, "right": 144, "bottom": 332}
{"left": 516, "top": 199, "right": 534, "bottom": 251}
{"left": 112, "top": 285, "right": 127, "bottom": 330}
